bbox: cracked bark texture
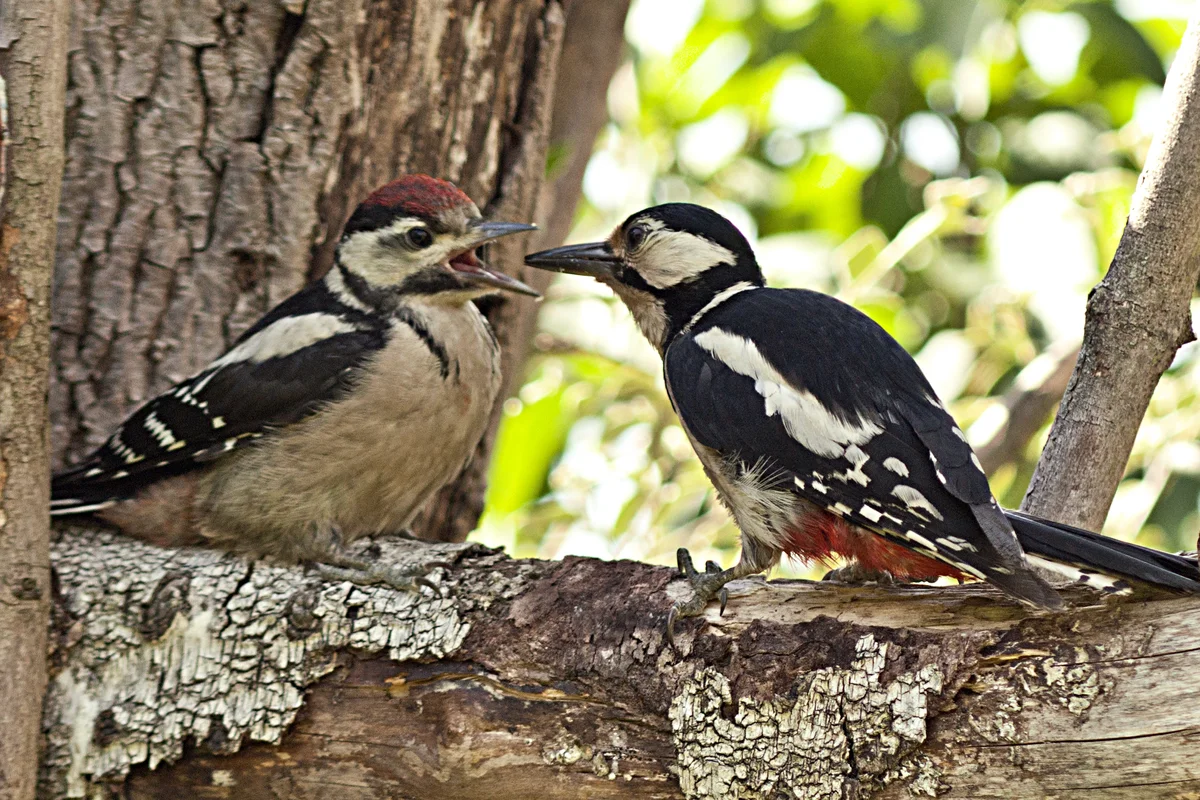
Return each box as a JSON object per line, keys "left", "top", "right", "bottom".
{"left": 0, "top": 1, "right": 70, "bottom": 798}
{"left": 49, "top": 0, "right": 598, "bottom": 542}
{"left": 44, "top": 527, "right": 1200, "bottom": 799}
{"left": 1022, "top": 9, "right": 1200, "bottom": 531}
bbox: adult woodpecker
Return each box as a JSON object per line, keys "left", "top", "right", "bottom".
{"left": 525, "top": 203, "right": 1200, "bottom": 628}
{"left": 53, "top": 175, "right": 538, "bottom": 587}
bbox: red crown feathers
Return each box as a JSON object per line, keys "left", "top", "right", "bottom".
{"left": 360, "top": 175, "right": 474, "bottom": 218}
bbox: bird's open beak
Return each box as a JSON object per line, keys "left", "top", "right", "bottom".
{"left": 448, "top": 220, "right": 541, "bottom": 297}
{"left": 523, "top": 241, "right": 619, "bottom": 279}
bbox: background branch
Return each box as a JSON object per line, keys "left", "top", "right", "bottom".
{"left": 1022, "top": 10, "right": 1200, "bottom": 529}
{"left": 0, "top": 3, "right": 69, "bottom": 799}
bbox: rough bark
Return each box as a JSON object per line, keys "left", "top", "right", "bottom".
{"left": 0, "top": 3, "right": 69, "bottom": 799}
{"left": 412, "top": 0, "right": 631, "bottom": 542}
{"left": 48, "top": 0, "right": 577, "bottom": 542}
{"left": 1022, "top": 10, "right": 1200, "bottom": 530}
{"left": 533, "top": 0, "right": 631, "bottom": 250}
{"left": 42, "top": 527, "right": 1200, "bottom": 799}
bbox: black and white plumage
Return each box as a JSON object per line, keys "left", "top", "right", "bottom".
{"left": 524, "top": 203, "right": 1200, "bottom": 620}
{"left": 53, "top": 175, "right": 538, "bottom": 571}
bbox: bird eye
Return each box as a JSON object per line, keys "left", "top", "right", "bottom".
{"left": 626, "top": 225, "right": 647, "bottom": 250}
{"left": 407, "top": 228, "right": 433, "bottom": 249}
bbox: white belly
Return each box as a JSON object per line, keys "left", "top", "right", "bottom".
{"left": 198, "top": 302, "right": 501, "bottom": 560}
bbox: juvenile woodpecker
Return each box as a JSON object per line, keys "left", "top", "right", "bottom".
{"left": 53, "top": 175, "right": 538, "bottom": 586}
{"left": 525, "top": 203, "right": 1200, "bottom": 626}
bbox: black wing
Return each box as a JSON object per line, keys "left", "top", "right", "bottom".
{"left": 53, "top": 286, "right": 389, "bottom": 511}
{"left": 666, "top": 287, "right": 1060, "bottom": 606}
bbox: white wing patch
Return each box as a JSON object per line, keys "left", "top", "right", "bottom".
{"left": 837, "top": 444, "right": 871, "bottom": 486}
{"left": 694, "top": 327, "right": 883, "bottom": 458}
{"left": 142, "top": 412, "right": 178, "bottom": 449}
{"left": 938, "top": 535, "right": 977, "bottom": 552}
{"left": 883, "top": 457, "right": 909, "bottom": 477}
{"left": 891, "top": 484, "right": 945, "bottom": 521}
{"left": 210, "top": 313, "right": 359, "bottom": 369}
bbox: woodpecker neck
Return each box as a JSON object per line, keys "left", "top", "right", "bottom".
{"left": 659, "top": 259, "right": 764, "bottom": 345}
{"left": 619, "top": 253, "right": 763, "bottom": 352}
{"left": 329, "top": 261, "right": 406, "bottom": 314}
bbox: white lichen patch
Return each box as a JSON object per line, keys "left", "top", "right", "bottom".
{"left": 44, "top": 530, "right": 479, "bottom": 798}
{"left": 1035, "top": 647, "right": 1104, "bottom": 715}
{"left": 967, "top": 645, "right": 1107, "bottom": 745}
{"left": 669, "top": 634, "right": 943, "bottom": 800}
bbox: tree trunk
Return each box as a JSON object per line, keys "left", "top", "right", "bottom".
{"left": 48, "top": 0, "right": 571, "bottom": 542}
{"left": 42, "top": 529, "right": 1200, "bottom": 799}
{"left": 1022, "top": 7, "right": 1200, "bottom": 530}
{"left": 0, "top": 3, "right": 69, "bottom": 799}
{"left": 412, "top": 0, "right": 632, "bottom": 542}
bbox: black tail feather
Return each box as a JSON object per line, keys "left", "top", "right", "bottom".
{"left": 1006, "top": 509, "right": 1200, "bottom": 593}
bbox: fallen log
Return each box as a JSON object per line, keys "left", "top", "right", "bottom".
{"left": 43, "top": 527, "right": 1200, "bottom": 799}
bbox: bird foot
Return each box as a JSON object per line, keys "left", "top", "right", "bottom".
{"left": 822, "top": 562, "right": 898, "bottom": 585}
{"left": 384, "top": 528, "right": 421, "bottom": 542}
{"left": 667, "top": 548, "right": 732, "bottom": 647}
{"left": 822, "top": 563, "right": 939, "bottom": 585}
{"left": 313, "top": 552, "right": 452, "bottom": 595}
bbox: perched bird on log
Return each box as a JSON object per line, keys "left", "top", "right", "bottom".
{"left": 524, "top": 203, "right": 1200, "bottom": 631}
{"left": 53, "top": 175, "right": 538, "bottom": 588}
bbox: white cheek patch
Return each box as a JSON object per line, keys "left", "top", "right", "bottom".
{"left": 210, "top": 314, "right": 359, "bottom": 369}
{"left": 338, "top": 219, "right": 458, "bottom": 287}
{"left": 693, "top": 327, "right": 883, "bottom": 458}
{"left": 634, "top": 222, "right": 736, "bottom": 289}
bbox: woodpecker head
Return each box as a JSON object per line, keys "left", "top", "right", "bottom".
{"left": 524, "top": 203, "right": 762, "bottom": 349}
{"left": 334, "top": 175, "right": 538, "bottom": 307}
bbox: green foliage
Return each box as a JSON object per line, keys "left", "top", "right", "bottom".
{"left": 477, "top": 0, "right": 1199, "bottom": 571}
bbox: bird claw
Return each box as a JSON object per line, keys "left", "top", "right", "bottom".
{"left": 386, "top": 528, "right": 422, "bottom": 542}
{"left": 314, "top": 555, "right": 449, "bottom": 596}
{"left": 822, "top": 563, "right": 898, "bottom": 586}
{"left": 667, "top": 547, "right": 734, "bottom": 648}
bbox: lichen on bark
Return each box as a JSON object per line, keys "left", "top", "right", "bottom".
{"left": 43, "top": 530, "right": 493, "bottom": 797}
{"left": 670, "top": 635, "right": 944, "bottom": 800}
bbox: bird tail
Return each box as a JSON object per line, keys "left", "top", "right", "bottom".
{"left": 50, "top": 459, "right": 122, "bottom": 515}
{"left": 1006, "top": 509, "right": 1200, "bottom": 593}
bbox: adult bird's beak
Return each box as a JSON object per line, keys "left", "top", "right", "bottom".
{"left": 523, "top": 241, "right": 620, "bottom": 279}
{"left": 450, "top": 220, "right": 541, "bottom": 297}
